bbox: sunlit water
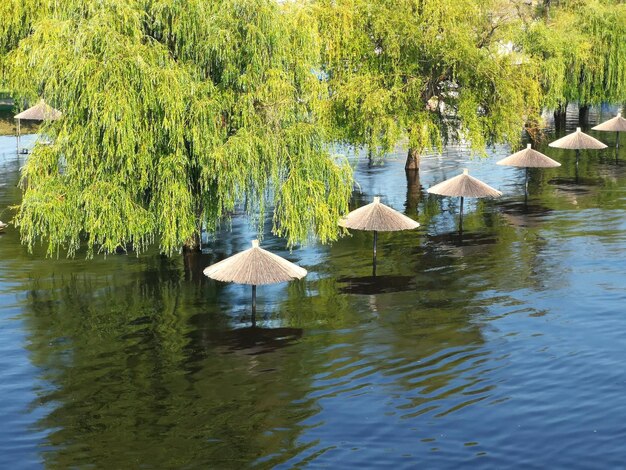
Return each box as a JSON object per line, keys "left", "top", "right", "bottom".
{"left": 1, "top": 106, "right": 625, "bottom": 468}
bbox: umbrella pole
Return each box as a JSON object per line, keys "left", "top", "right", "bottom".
{"left": 251, "top": 285, "right": 257, "bottom": 326}
{"left": 459, "top": 196, "right": 464, "bottom": 233}
{"left": 372, "top": 230, "right": 378, "bottom": 277}
{"left": 616, "top": 131, "right": 620, "bottom": 151}
{"left": 575, "top": 149, "right": 580, "bottom": 167}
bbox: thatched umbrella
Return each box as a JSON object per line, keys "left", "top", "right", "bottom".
{"left": 497, "top": 144, "right": 561, "bottom": 201}
{"left": 203, "top": 240, "right": 307, "bottom": 317}
{"left": 427, "top": 169, "right": 502, "bottom": 230}
{"left": 14, "top": 99, "right": 62, "bottom": 153}
{"left": 339, "top": 196, "right": 419, "bottom": 273}
{"left": 548, "top": 127, "right": 607, "bottom": 168}
{"left": 592, "top": 112, "right": 626, "bottom": 150}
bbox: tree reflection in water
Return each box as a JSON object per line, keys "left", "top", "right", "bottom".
{"left": 3, "top": 106, "right": 626, "bottom": 467}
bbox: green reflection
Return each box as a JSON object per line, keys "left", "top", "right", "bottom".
{"left": 4, "top": 113, "right": 626, "bottom": 467}
{"left": 23, "top": 270, "right": 314, "bottom": 468}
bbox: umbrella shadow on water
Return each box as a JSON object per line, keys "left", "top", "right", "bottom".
{"left": 597, "top": 147, "right": 621, "bottom": 166}
{"left": 547, "top": 175, "right": 602, "bottom": 194}
{"left": 497, "top": 200, "right": 553, "bottom": 228}
{"left": 424, "top": 230, "right": 498, "bottom": 257}
{"left": 596, "top": 152, "right": 626, "bottom": 179}
{"left": 337, "top": 274, "right": 416, "bottom": 295}
{"left": 214, "top": 325, "right": 304, "bottom": 355}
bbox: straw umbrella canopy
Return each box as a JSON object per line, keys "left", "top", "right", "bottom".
{"left": 497, "top": 144, "right": 561, "bottom": 200}
{"left": 339, "top": 196, "right": 419, "bottom": 272}
{"left": 427, "top": 168, "right": 502, "bottom": 229}
{"left": 592, "top": 112, "right": 626, "bottom": 149}
{"left": 203, "top": 239, "right": 307, "bottom": 315}
{"left": 548, "top": 127, "right": 607, "bottom": 168}
{"left": 14, "top": 99, "right": 62, "bottom": 121}
{"left": 14, "top": 99, "right": 62, "bottom": 153}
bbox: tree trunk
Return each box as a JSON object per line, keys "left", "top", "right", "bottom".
{"left": 579, "top": 104, "right": 590, "bottom": 126}
{"left": 183, "top": 205, "right": 203, "bottom": 253}
{"left": 405, "top": 147, "right": 420, "bottom": 171}
{"left": 183, "top": 247, "right": 206, "bottom": 282}
{"left": 543, "top": 0, "right": 551, "bottom": 21}
{"left": 554, "top": 102, "right": 567, "bottom": 132}
{"left": 405, "top": 169, "right": 421, "bottom": 215}
{"left": 524, "top": 116, "right": 542, "bottom": 144}
{"left": 183, "top": 231, "right": 201, "bottom": 253}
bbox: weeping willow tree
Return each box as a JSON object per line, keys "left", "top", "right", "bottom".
{"left": 5, "top": 0, "right": 352, "bottom": 256}
{"left": 0, "top": 0, "right": 45, "bottom": 85}
{"left": 314, "top": 0, "right": 542, "bottom": 169}
{"left": 520, "top": 0, "right": 626, "bottom": 121}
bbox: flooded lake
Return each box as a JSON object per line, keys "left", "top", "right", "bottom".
{"left": 1, "top": 107, "right": 625, "bottom": 468}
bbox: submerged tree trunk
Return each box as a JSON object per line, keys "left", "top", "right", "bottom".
{"left": 183, "top": 247, "right": 206, "bottom": 282}
{"left": 183, "top": 212, "right": 203, "bottom": 253}
{"left": 183, "top": 231, "right": 201, "bottom": 252}
{"left": 579, "top": 104, "right": 590, "bottom": 126}
{"left": 543, "top": 0, "right": 551, "bottom": 21}
{"left": 183, "top": 199, "right": 203, "bottom": 253}
{"left": 367, "top": 148, "right": 374, "bottom": 168}
{"left": 405, "top": 169, "right": 421, "bottom": 215}
{"left": 525, "top": 116, "right": 542, "bottom": 144}
{"left": 405, "top": 147, "right": 420, "bottom": 171}
{"left": 554, "top": 102, "right": 567, "bottom": 132}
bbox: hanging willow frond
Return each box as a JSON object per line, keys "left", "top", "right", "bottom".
{"left": 315, "top": 0, "right": 542, "bottom": 156}
{"left": 6, "top": 0, "right": 352, "bottom": 257}
{"left": 521, "top": 1, "right": 626, "bottom": 108}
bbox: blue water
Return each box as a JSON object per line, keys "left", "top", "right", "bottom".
{"left": 1, "top": 107, "right": 625, "bottom": 468}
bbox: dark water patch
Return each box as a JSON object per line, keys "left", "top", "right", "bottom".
{"left": 424, "top": 230, "right": 499, "bottom": 258}
{"left": 337, "top": 275, "right": 416, "bottom": 295}
{"left": 497, "top": 200, "right": 553, "bottom": 228}
{"left": 548, "top": 175, "right": 605, "bottom": 189}
{"left": 210, "top": 326, "right": 304, "bottom": 355}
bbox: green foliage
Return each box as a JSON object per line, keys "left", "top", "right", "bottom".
{"left": 0, "top": 0, "right": 42, "bottom": 80}
{"left": 520, "top": 0, "right": 626, "bottom": 108}
{"left": 7, "top": 0, "right": 352, "bottom": 256}
{"left": 0, "top": 0, "right": 42, "bottom": 56}
{"left": 4, "top": 0, "right": 626, "bottom": 257}
{"left": 314, "top": 0, "right": 542, "bottom": 155}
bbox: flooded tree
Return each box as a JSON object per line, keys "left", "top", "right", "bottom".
{"left": 521, "top": 0, "right": 626, "bottom": 125}
{"left": 3, "top": 0, "right": 625, "bottom": 257}
{"left": 5, "top": 0, "right": 352, "bottom": 256}
{"left": 314, "top": 0, "right": 542, "bottom": 170}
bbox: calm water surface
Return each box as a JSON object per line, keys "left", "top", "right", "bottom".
{"left": 1, "top": 107, "right": 626, "bottom": 469}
